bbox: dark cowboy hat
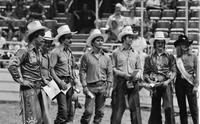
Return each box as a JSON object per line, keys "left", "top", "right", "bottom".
{"left": 174, "top": 35, "right": 193, "bottom": 47}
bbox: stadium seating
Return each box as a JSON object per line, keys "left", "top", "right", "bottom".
{"left": 171, "top": 20, "right": 186, "bottom": 32}
{"left": 188, "top": 20, "right": 199, "bottom": 32}
{"left": 161, "top": 9, "right": 176, "bottom": 20}
{"left": 176, "top": 9, "right": 187, "bottom": 20}
{"left": 177, "top": 0, "right": 186, "bottom": 9}
{"left": 188, "top": 32, "right": 199, "bottom": 42}
{"left": 169, "top": 32, "right": 184, "bottom": 41}
{"left": 155, "top": 20, "right": 171, "bottom": 32}
{"left": 148, "top": 9, "right": 161, "bottom": 20}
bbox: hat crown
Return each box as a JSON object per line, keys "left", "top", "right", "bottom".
{"left": 90, "top": 29, "right": 102, "bottom": 36}
{"left": 27, "top": 21, "right": 43, "bottom": 31}
{"left": 57, "top": 25, "right": 71, "bottom": 35}
{"left": 154, "top": 31, "right": 165, "bottom": 39}
{"left": 121, "top": 26, "right": 133, "bottom": 34}
{"left": 44, "top": 31, "right": 52, "bottom": 39}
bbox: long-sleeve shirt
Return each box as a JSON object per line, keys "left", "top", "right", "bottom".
{"left": 112, "top": 46, "right": 142, "bottom": 77}
{"left": 8, "top": 44, "right": 42, "bottom": 82}
{"left": 143, "top": 51, "right": 176, "bottom": 82}
{"left": 79, "top": 50, "right": 113, "bottom": 86}
{"left": 41, "top": 53, "right": 51, "bottom": 81}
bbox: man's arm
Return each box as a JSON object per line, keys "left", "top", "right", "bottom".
{"left": 8, "top": 49, "right": 27, "bottom": 84}
{"left": 49, "top": 51, "right": 67, "bottom": 89}
{"left": 79, "top": 54, "right": 88, "bottom": 87}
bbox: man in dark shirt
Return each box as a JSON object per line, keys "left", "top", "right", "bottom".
{"left": 143, "top": 31, "right": 176, "bottom": 124}
{"left": 8, "top": 21, "right": 47, "bottom": 124}
{"left": 174, "top": 35, "right": 198, "bottom": 124}
{"left": 79, "top": 29, "right": 113, "bottom": 124}
{"left": 50, "top": 25, "right": 77, "bottom": 124}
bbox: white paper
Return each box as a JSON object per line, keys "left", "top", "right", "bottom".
{"left": 42, "top": 80, "right": 60, "bottom": 100}
{"left": 61, "top": 83, "right": 72, "bottom": 95}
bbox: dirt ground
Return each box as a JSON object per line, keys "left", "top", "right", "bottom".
{"left": 0, "top": 101, "right": 193, "bottom": 124}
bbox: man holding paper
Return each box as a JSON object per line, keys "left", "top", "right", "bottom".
{"left": 50, "top": 25, "right": 78, "bottom": 124}
{"left": 174, "top": 35, "right": 198, "bottom": 124}
{"left": 79, "top": 29, "right": 113, "bottom": 124}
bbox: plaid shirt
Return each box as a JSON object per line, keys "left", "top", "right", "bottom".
{"left": 8, "top": 44, "right": 42, "bottom": 82}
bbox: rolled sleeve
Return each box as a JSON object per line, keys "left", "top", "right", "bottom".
{"left": 79, "top": 54, "right": 88, "bottom": 87}
{"left": 8, "top": 49, "right": 27, "bottom": 80}
{"left": 49, "top": 51, "right": 58, "bottom": 69}
{"left": 107, "top": 56, "right": 113, "bottom": 83}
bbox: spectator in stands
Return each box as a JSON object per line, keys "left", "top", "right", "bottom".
{"left": 14, "top": 25, "right": 26, "bottom": 41}
{"left": 111, "top": 26, "right": 143, "bottom": 124}
{"left": 124, "top": 8, "right": 141, "bottom": 27}
{"left": 106, "top": 18, "right": 121, "bottom": 42}
{"left": 28, "top": 0, "right": 46, "bottom": 21}
{"left": 145, "top": 0, "right": 161, "bottom": 10}
{"left": 174, "top": 35, "right": 199, "bottom": 124}
{"left": 0, "top": 28, "right": 6, "bottom": 49}
{"left": 106, "top": 3, "right": 125, "bottom": 31}
{"left": 8, "top": 20, "right": 48, "bottom": 124}
{"left": 73, "top": 3, "right": 96, "bottom": 33}
{"left": 143, "top": 31, "right": 176, "bottom": 124}
{"left": 1, "top": 2, "right": 13, "bottom": 19}
{"left": 12, "top": 0, "right": 28, "bottom": 20}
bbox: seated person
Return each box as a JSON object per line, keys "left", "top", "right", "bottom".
{"left": 12, "top": 0, "right": 28, "bottom": 20}
{"left": 123, "top": 8, "right": 141, "bottom": 27}
{"left": 28, "top": 0, "right": 46, "bottom": 21}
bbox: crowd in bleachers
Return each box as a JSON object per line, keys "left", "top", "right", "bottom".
{"left": 0, "top": 0, "right": 199, "bottom": 68}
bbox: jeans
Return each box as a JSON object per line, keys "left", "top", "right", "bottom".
{"left": 111, "top": 76, "right": 142, "bottom": 124}
{"left": 80, "top": 81, "right": 107, "bottom": 124}
{"left": 148, "top": 84, "right": 175, "bottom": 124}
{"left": 54, "top": 87, "right": 73, "bottom": 124}
{"left": 175, "top": 75, "right": 199, "bottom": 124}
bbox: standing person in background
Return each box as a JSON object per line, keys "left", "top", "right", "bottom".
{"left": 40, "top": 30, "right": 54, "bottom": 124}
{"left": 174, "top": 35, "right": 199, "bottom": 124}
{"left": 8, "top": 21, "right": 47, "bottom": 124}
{"left": 143, "top": 31, "right": 176, "bottom": 124}
{"left": 79, "top": 29, "right": 113, "bottom": 124}
{"left": 111, "top": 26, "right": 143, "bottom": 124}
{"left": 50, "top": 25, "right": 78, "bottom": 124}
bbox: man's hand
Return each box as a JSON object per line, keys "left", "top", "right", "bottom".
{"left": 83, "top": 87, "right": 94, "bottom": 98}
{"left": 193, "top": 86, "right": 198, "bottom": 94}
{"left": 123, "top": 73, "right": 131, "bottom": 80}
{"left": 59, "top": 80, "right": 68, "bottom": 90}
{"left": 22, "top": 80, "right": 34, "bottom": 87}
{"left": 161, "top": 80, "right": 170, "bottom": 87}
{"left": 135, "top": 70, "right": 143, "bottom": 80}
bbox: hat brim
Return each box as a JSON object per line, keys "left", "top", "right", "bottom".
{"left": 86, "top": 34, "right": 108, "bottom": 46}
{"left": 55, "top": 31, "right": 77, "bottom": 41}
{"left": 27, "top": 26, "right": 47, "bottom": 37}
{"left": 149, "top": 37, "right": 170, "bottom": 45}
{"left": 118, "top": 32, "right": 137, "bottom": 41}
{"left": 174, "top": 39, "right": 193, "bottom": 47}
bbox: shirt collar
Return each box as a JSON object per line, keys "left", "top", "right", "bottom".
{"left": 152, "top": 51, "right": 168, "bottom": 57}
{"left": 91, "top": 48, "right": 105, "bottom": 55}
{"left": 120, "top": 45, "right": 134, "bottom": 52}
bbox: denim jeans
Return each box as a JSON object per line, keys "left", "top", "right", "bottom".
{"left": 148, "top": 84, "right": 175, "bottom": 124}
{"left": 111, "top": 76, "right": 142, "bottom": 124}
{"left": 54, "top": 87, "right": 73, "bottom": 124}
{"left": 80, "top": 81, "right": 107, "bottom": 124}
{"left": 175, "top": 75, "right": 199, "bottom": 124}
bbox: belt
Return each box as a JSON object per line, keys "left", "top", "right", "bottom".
{"left": 87, "top": 81, "right": 106, "bottom": 87}
{"left": 20, "top": 80, "right": 43, "bottom": 90}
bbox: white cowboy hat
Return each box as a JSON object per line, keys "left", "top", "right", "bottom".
{"left": 118, "top": 26, "right": 137, "bottom": 41}
{"left": 43, "top": 30, "right": 54, "bottom": 41}
{"left": 55, "top": 25, "right": 77, "bottom": 41}
{"left": 27, "top": 21, "right": 47, "bottom": 38}
{"left": 149, "top": 31, "right": 169, "bottom": 45}
{"left": 86, "top": 29, "right": 108, "bottom": 46}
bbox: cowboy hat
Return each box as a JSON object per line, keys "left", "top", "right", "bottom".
{"left": 27, "top": 20, "right": 47, "bottom": 38}
{"left": 86, "top": 29, "right": 108, "bottom": 46}
{"left": 118, "top": 26, "right": 137, "bottom": 41}
{"left": 43, "top": 30, "right": 54, "bottom": 41}
{"left": 174, "top": 34, "right": 193, "bottom": 47}
{"left": 149, "top": 31, "right": 169, "bottom": 45}
{"left": 55, "top": 25, "right": 77, "bottom": 41}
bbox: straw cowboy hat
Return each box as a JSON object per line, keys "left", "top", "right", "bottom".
{"left": 43, "top": 30, "right": 54, "bottom": 41}
{"left": 27, "top": 20, "right": 47, "bottom": 38}
{"left": 55, "top": 25, "right": 77, "bottom": 41}
{"left": 174, "top": 34, "right": 193, "bottom": 47}
{"left": 149, "top": 31, "right": 169, "bottom": 45}
{"left": 118, "top": 26, "right": 137, "bottom": 41}
{"left": 86, "top": 29, "right": 108, "bottom": 46}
